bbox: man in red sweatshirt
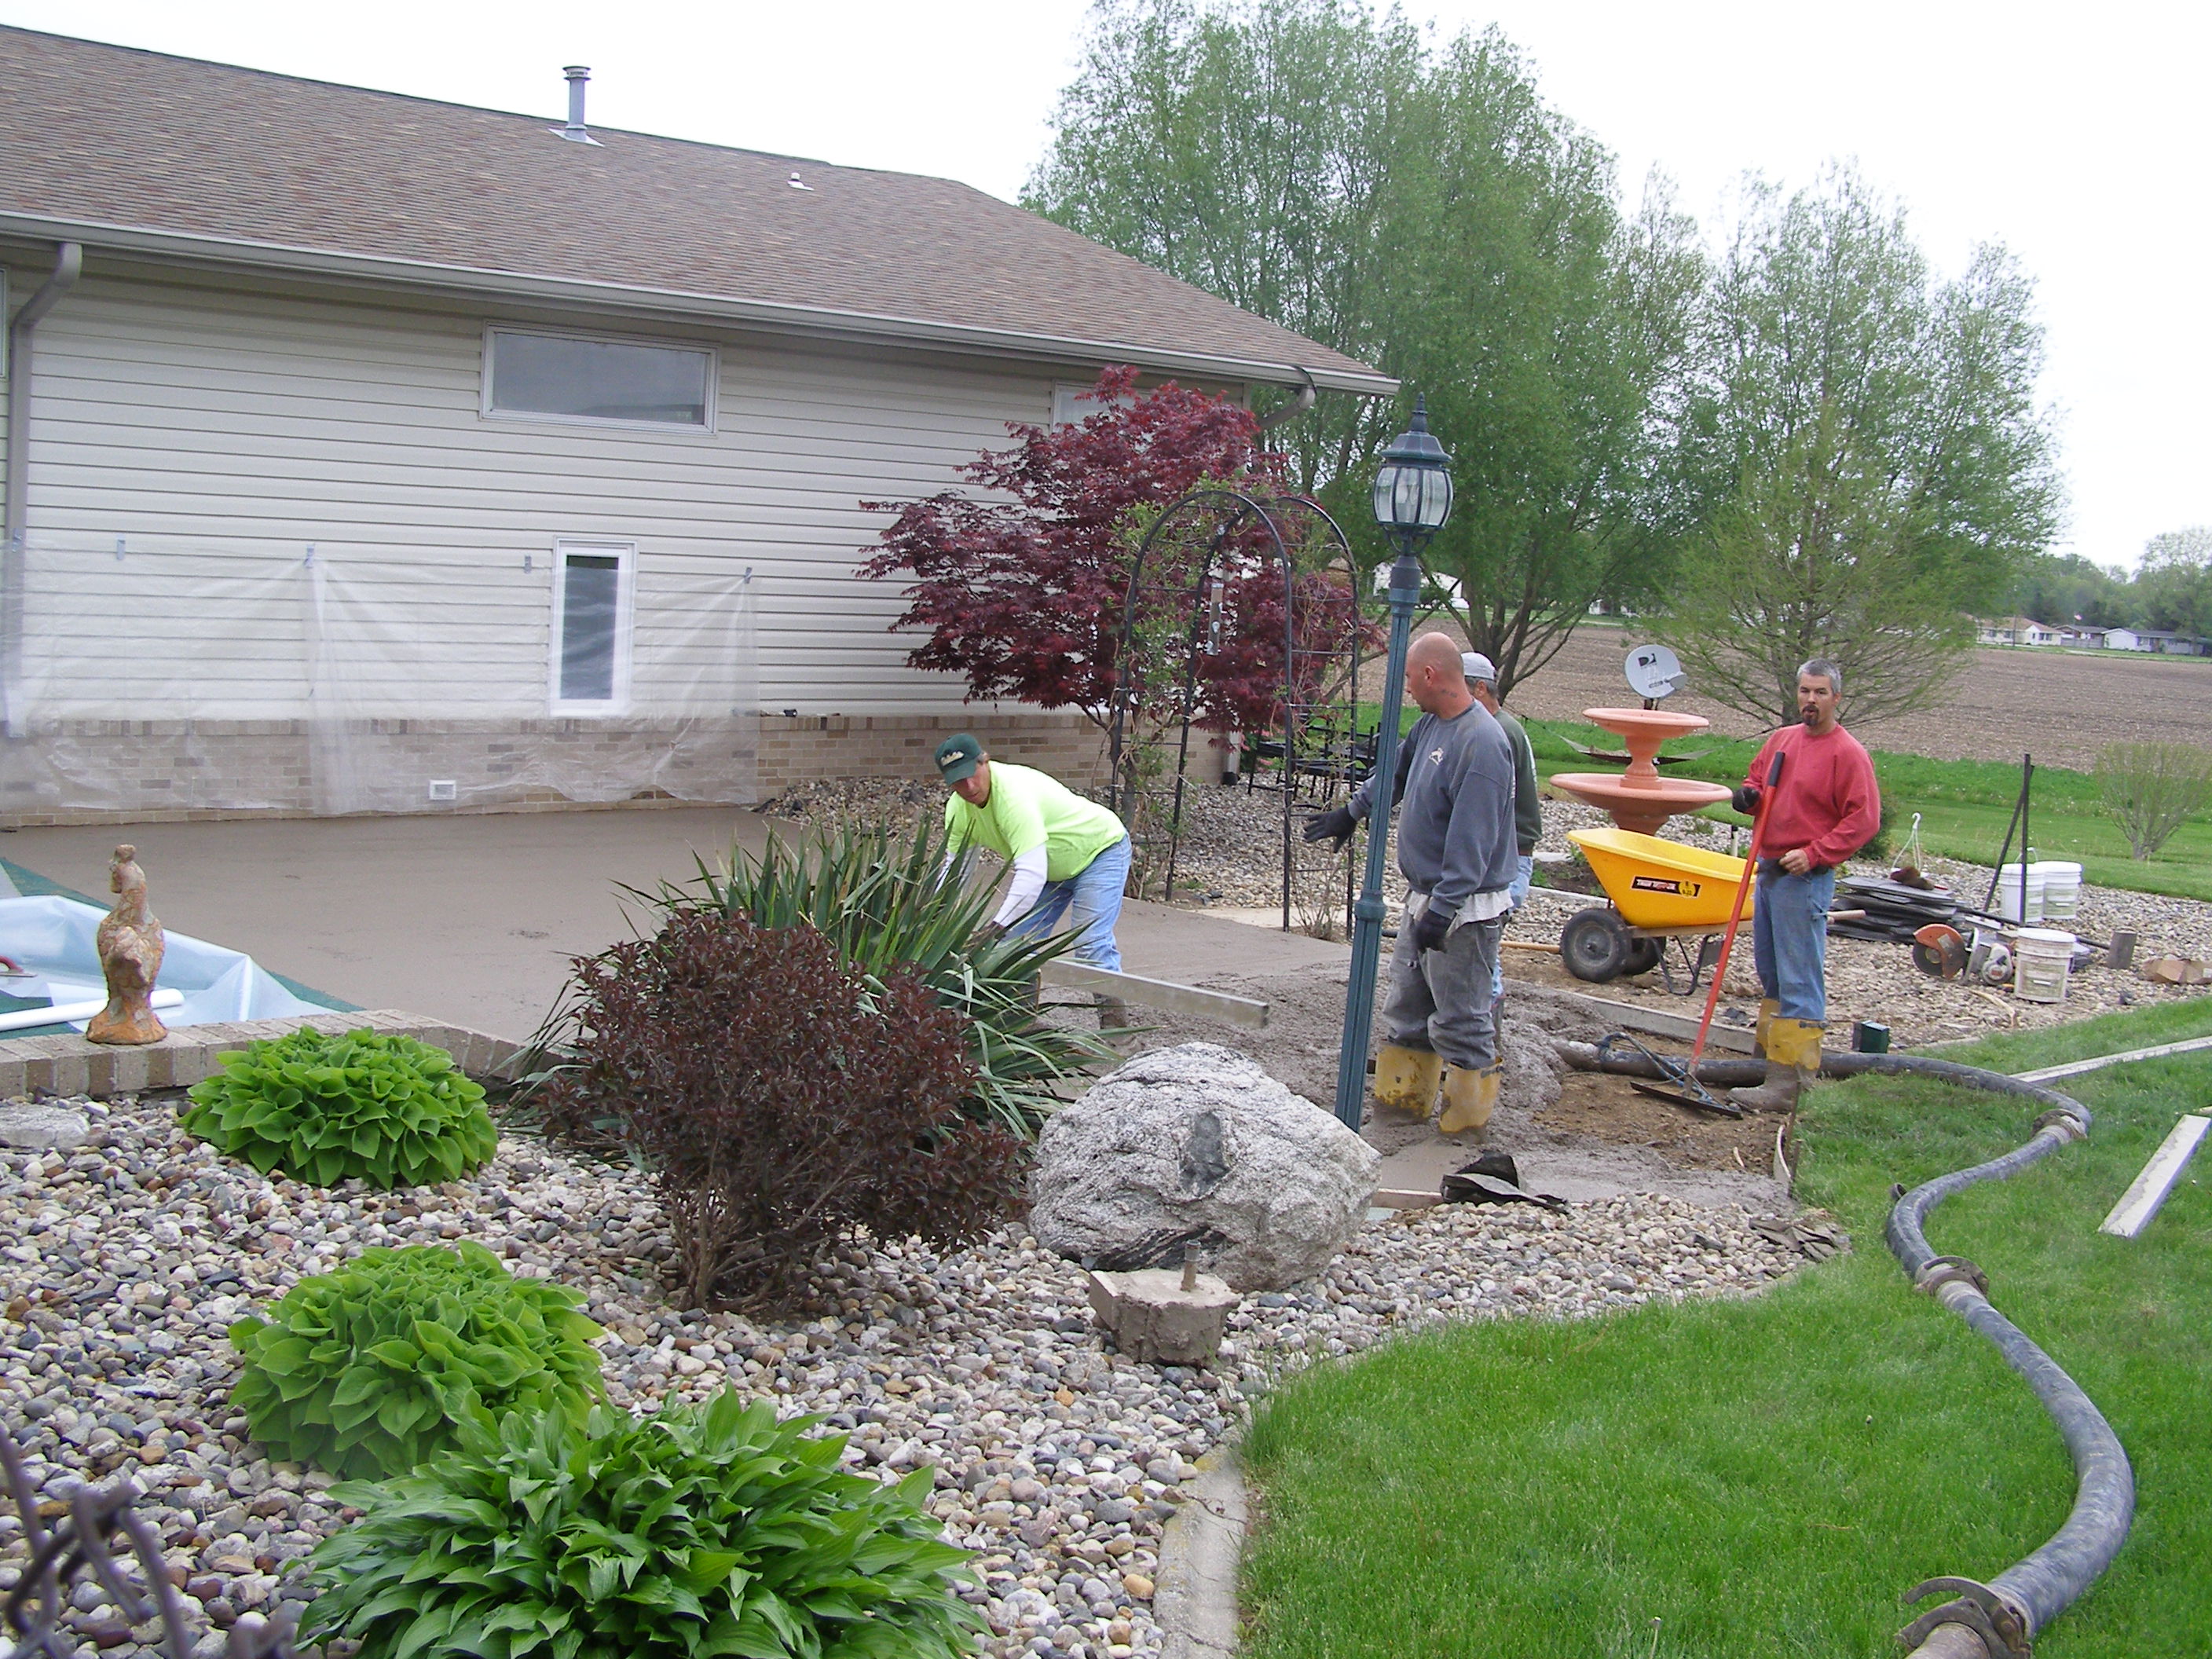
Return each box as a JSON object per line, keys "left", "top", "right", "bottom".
{"left": 1729, "top": 659, "right": 1881, "bottom": 1111}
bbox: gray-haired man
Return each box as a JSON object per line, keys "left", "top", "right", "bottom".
{"left": 1463, "top": 651, "right": 1538, "bottom": 1008}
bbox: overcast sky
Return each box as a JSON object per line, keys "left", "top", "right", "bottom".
{"left": 6, "top": 0, "right": 2202, "bottom": 571}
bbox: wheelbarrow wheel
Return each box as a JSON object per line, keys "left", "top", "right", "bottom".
{"left": 1562, "top": 907, "right": 1632, "bottom": 982}
{"left": 1622, "top": 936, "right": 1664, "bottom": 977}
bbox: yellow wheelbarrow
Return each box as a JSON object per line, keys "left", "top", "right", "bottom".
{"left": 1559, "top": 826, "right": 1754, "bottom": 993}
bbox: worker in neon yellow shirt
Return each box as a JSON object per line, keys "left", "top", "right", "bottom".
{"left": 936, "top": 733, "right": 1131, "bottom": 970}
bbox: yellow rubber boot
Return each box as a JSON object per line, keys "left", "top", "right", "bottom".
{"left": 1754, "top": 998, "right": 1780, "bottom": 1058}
{"left": 1730, "top": 1019, "right": 1822, "bottom": 1113}
{"left": 1437, "top": 1063, "right": 1502, "bottom": 1136}
{"left": 1372, "top": 1044, "right": 1444, "bottom": 1119}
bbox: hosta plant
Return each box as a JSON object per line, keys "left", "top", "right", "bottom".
{"left": 306, "top": 1390, "right": 983, "bottom": 1659}
{"left": 181, "top": 1026, "right": 495, "bottom": 1188}
{"left": 229, "top": 1241, "right": 603, "bottom": 1480}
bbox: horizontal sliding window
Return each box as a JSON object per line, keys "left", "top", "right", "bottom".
{"left": 487, "top": 328, "right": 713, "bottom": 428}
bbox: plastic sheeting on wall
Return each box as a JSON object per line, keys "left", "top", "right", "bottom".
{"left": 0, "top": 532, "right": 758, "bottom": 816}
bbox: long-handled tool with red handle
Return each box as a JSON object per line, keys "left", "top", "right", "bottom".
{"left": 1628, "top": 748, "right": 1787, "bottom": 1116}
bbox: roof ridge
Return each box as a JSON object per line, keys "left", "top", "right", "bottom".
{"left": 0, "top": 20, "right": 972, "bottom": 189}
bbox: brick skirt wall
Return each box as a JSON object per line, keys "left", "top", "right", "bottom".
{"left": 0, "top": 711, "right": 1106, "bottom": 826}
{"left": 756, "top": 712, "right": 1108, "bottom": 798}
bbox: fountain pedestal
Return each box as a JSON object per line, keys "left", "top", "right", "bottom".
{"left": 1551, "top": 707, "right": 1731, "bottom": 836}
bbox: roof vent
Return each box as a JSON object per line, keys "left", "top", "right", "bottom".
{"left": 552, "top": 65, "right": 601, "bottom": 145}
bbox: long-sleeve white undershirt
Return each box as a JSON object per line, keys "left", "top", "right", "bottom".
{"left": 992, "top": 845, "right": 1049, "bottom": 926}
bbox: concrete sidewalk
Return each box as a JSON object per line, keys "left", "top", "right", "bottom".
{"left": 4, "top": 809, "right": 1346, "bottom": 1043}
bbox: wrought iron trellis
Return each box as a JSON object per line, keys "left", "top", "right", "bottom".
{"left": 2, "top": 1425, "right": 298, "bottom": 1659}
{"left": 1102, "top": 487, "right": 1368, "bottom": 932}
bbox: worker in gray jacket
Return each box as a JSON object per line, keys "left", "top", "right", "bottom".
{"left": 1304, "top": 632, "right": 1519, "bottom": 1134}
{"left": 1463, "top": 651, "right": 1539, "bottom": 1010}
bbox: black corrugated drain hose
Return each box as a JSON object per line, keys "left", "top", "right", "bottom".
{"left": 1553, "top": 1045, "right": 2135, "bottom": 1657}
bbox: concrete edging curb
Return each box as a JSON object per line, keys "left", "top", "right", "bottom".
{"left": 0, "top": 1009, "right": 523, "bottom": 1097}
{"left": 1153, "top": 1440, "right": 1249, "bottom": 1658}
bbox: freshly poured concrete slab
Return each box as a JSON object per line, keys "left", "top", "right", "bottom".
{"left": 6, "top": 810, "right": 1350, "bottom": 1045}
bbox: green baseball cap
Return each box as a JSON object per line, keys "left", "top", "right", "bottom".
{"left": 933, "top": 733, "right": 984, "bottom": 782}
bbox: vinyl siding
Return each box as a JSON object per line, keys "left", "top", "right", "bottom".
{"left": 5, "top": 266, "right": 1090, "bottom": 720}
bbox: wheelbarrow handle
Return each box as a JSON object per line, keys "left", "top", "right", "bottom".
{"left": 1684, "top": 749, "right": 1786, "bottom": 1072}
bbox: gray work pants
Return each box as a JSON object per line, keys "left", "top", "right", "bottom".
{"left": 1382, "top": 906, "right": 1503, "bottom": 1071}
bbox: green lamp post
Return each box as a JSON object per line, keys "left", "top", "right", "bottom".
{"left": 1331, "top": 397, "right": 1456, "bottom": 1129}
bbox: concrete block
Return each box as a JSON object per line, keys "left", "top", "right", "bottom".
{"left": 79, "top": 1047, "right": 118, "bottom": 1097}
{"left": 103, "top": 1046, "right": 154, "bottom": 1095}
{"left": 47, "top": 1050, "right": 91, "bottom": 1099}
{"left": 1086, "top": 1268, "right": 1237, "bottom": 1364}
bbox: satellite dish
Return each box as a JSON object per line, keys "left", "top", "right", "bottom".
{"left": 1624, "top": 644, "right": 1684, "bottom": 701}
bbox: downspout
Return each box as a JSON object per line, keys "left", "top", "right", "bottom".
{"left": 1255, "top": 365, "right": 1317, "bottom": 434}
{"left": 3, "top": 242, "right": 84, "bottom": 736}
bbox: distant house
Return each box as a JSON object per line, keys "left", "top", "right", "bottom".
{"left": 2058, "top": 625, "right": 2108, "bottom": 648}
{"left": 1976, "top": 616, "right": 2063, "bottom": 647}
{"left": 0, "top": 27, "right": 1390, "bottom": 826}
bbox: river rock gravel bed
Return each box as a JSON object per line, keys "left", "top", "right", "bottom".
{"left": 3, "top": 1093, "right": 1822, "bottom": 1659}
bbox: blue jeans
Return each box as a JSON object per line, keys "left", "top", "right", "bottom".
{"left": 1489, "top": 855, "right": 1535, "bottom": 1003}
{"left": 1010, "top": 836, "right": 1130, "bottom": 971}
{"left": 1752, "top": 864, "right": 1835, "bottom": 1024}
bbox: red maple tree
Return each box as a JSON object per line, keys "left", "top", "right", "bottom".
{"left": 862, "top": 367, "right": 1363, "bottom": 734}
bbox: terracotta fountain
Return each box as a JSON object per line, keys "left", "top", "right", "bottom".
{"left": 1550, "top": 708, "right": 1731, "bottom": 836}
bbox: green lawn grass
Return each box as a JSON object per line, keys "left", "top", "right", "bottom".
{"left": 1507, "top": 719, "right": 2212, "bottom": 903}
{"left": 1238, "top": 1004, "right": 2212, "bottom": 1658}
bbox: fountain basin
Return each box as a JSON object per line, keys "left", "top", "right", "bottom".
{"left": 1550, "top": 772, "right": 1731, "bottom": 837}
{"left": 1551, "top": 705, "right": 1731, "bottom": 834}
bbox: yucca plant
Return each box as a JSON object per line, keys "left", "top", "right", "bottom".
{"left": 518, "top": 816, "right": 1111, "bottom": 1141}
{"left": 660, "top": 817, "right": 1115, "bottom": 1137}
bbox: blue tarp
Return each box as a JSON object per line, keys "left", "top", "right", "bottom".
{"left": 0, "top": 895, "right": 319, "bottom": 1030}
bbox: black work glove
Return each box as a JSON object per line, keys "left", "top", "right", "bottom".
{"left": 1302, "top": 805, "right": 1357, "bottom": 851}
{"left": 1411, "top": 905, "right": 1452, "bottom": 954}
{"left": 1730, "top": 783, "right": 1762, "bottom": 815}
{"left": 970, "top": 920, "right": 1007, "bottom": 949}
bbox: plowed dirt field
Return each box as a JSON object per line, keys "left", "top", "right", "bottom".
{"left": 1491, "top": 624, "right": 2212, "bottom": 771}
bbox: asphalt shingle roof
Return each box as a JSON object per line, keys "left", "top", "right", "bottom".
{"left": 0, "top": 26, "right": 1389, "bottom": 392}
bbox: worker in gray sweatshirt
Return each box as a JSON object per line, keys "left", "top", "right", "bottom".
{"left": 1303, "top": 632, "right": 1519, "bottom": 1134}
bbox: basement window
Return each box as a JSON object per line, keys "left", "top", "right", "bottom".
{"left": 487, "top": 328, "right": 714, "bottom": 429}
{"left": 549, "top": 541, "right": 633, "bottom": 713}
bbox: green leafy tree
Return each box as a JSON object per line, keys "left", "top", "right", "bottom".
{"left": 1025, "top": 0, "right": 1698, "bottom": 694}
{"left": 2137, "top": 525, "right": 2212, "bottom": 637}
{"left": 2009, "top": 551, "right": 2133, "bottom": 629}
{"left": 1660, "top": 170, "right": 2062, "bottom": 726}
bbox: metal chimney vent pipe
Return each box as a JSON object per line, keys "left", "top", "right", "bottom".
{"left": 552, "top": 66, "right": 601, "bottom": 145}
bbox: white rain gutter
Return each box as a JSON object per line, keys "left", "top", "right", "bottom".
{"left": 3, "top": 240, "right": 83, "bottom": 737}
{"left": 0, "top": 211, "right": 1398, "bottom": 397}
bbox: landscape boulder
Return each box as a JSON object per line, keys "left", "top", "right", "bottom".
{"left": 0, "top": 1101, "right": 90, "bottom": 1152}
{"left": 1031, "top": 1042, "right": 1380, "bottom": 1291}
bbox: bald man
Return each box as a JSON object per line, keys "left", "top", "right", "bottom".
{"left": 1305, "top": 632, "right": 1519, "bottom": 1135}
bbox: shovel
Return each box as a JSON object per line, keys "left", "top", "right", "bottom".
{"left": 1628, "top": 749, "right": 1787, "bottom": 1117}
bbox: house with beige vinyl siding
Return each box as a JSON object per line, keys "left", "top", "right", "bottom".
{"left": 0, "top": 26, "right": 1389, "bottom": 826}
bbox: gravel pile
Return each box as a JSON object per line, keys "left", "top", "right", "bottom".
{"left": 1, "top": 1094, "right": 1824, "bottom": 1659}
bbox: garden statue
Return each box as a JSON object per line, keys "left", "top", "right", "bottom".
{"left": 87, "top": 844, "right": 167, "bottom": 1045}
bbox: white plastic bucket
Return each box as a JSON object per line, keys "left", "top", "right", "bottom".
{"left": 1993, "top": 863, "right": 2045, "bottom": 924}
{"left": 2034, "top": 860, "right": 2082, "bottom": 920}
{"left": 2013, "top": 927, "right": 2074, "bottom": 1004}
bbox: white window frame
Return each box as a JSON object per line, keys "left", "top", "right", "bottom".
{"left": 548, "top": 540, "right": 636, "bottom": 715}
{"left": 1051, "top": 380, "right": 1139, "bottom": 427}
{"left": 482, "top": 324, "right": 719, "bottom": 433}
